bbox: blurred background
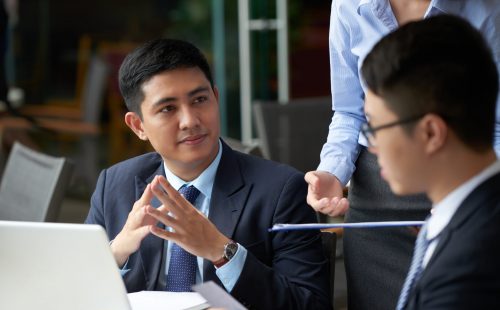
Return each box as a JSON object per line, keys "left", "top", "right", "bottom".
{"left": 0, "top": 2, "right": 346, "bottom": 307}
{"left": 1, "top": 0, "right": 331, "bottom": 197}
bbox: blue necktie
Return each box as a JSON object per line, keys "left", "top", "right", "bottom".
{"left": 396, "top": 223, "right": 431, "bottom": 310}
{"left": 165, "top": 185, "right": 200, "bottom": 292}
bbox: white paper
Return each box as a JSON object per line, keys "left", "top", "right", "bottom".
{"left": 192, "top": 281, "right": 247, "bottom": 310}
{"left": 127, "top": 291, "right": 209, "bottom": 310}
{"left": 269, "top": 221, "right": 425, "bottom": 232}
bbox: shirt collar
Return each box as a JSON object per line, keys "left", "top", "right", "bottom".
{"left": 427, "top": 160, "right": 500, "bottom": 240}
{"left": 427, "top": 0, "right": 465, "bottom": 17}
{"left": 357, "top": 0, "right": 455, "bottom": 22}
{"left": 357, "top": 0, "right": 397, "bottom": 30}
{"left": 163, "top": 139, "right": 222, "bottom": 200}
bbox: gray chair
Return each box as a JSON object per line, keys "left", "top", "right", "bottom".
{"left": 253, "top": 97, "right": 333, "bottom": 172}
{"left": 0, "top": 54, "right": 109, "bottom": 193}
{"left": 0, "top": 142, "right": 74, "bottom": 222}
{"left": 321, "top": 231, "right": 337, "bottom": 309}
{"left": 222, "top": 136, "right": 263, "bottom": 156}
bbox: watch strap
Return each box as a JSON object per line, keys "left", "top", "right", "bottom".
{"left": 213, "top": 240, "right": 237, "bottom": 268}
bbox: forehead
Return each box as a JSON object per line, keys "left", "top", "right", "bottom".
{"left": 142, "top": 67, "right": 209, "bottom": 91}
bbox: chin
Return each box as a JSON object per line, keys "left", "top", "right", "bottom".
{"left": 387, "top": 181, "right": 413, "bottom": 196}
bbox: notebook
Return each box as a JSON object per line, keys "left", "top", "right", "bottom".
{"left": 0, "top": 221, "right": 131, "bottom": 310}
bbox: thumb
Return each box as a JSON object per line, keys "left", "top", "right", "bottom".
{"left": 305, "top": 171, "right": 320, "bottom": 191}
{"left": 137, "top": 225, "right": 152, "bottom": 239}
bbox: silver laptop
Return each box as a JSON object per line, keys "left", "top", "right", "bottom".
{"left": 0, "top": 221, "right": 131, "bottom": 310}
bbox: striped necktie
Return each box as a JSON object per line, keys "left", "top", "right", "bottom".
{"left": 164, "top": 185, "right": 200, "bottom": 292}
{"left": 396, "top": 223, "right": 431, "bottom": 310}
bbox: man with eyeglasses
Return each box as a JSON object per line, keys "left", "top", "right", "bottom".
{"left": 360, "top": 15, "right": 500, "bottom": 309}
{"left": 306, "top": 1, "right": 500, "bottom": 309}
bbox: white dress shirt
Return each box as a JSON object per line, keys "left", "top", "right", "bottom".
{"left": 423, "top": 160, "right": 500, "bottom": 267}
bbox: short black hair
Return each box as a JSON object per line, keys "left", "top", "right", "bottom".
{"left": 118, "top": 38, "right": 214, "bottom": 116}
{"left": 361, "top": 14, "right": 498, "bottom": 151}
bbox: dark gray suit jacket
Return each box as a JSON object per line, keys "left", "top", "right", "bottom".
{"left": 86, "top": 140, "right": 331, "bottom": 310}
{"left": 406, "top": 172, "right": 500, "bottom": 309}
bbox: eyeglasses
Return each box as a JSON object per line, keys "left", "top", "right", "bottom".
{"left": 361, "top": 114, "right": 425, "bottom": 147}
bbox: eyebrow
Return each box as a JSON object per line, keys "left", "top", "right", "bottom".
{"left": 151, "top": 86, "right": 211, "bottom": 108}
{"left": 188, "top": 86, "right": 210, "bottom": 97}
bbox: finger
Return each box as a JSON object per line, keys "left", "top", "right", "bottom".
{"left": 146, "top": 205, "right": 180, "bottom": 230}
{"left": 156, "top": 204, "right": 170, "bottom": 214}
{"left": 150, "top": 179, "right": 179, "bottom": 213}
{"left": 311, "top": 197, "right": 330, "bottom": 213}
{"left": 136, "top": 224, "right": 153, "bottom": 239}
{"left": 157, "top": 176, "right": 193, "bottom": 210}
{"left": 149, "top": 225, "right": 177, "bottom": 241}
{"left": 327, "top": 198, "right": 349, "bottom": 217}
{"left": 132, "top": 183, "right": 154, "bottom": 212}
{"left": 128, "top": 204, "right": 151, "bottom": 227}
{"left": 304, "top": 171, "right": 319, "bottom": 191}
{"left": 339, "top": 197, "right": 349, "bottom": 212}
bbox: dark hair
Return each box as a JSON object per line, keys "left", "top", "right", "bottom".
{"left": 118, "top": 38, "right": 214, "bottom": 116}
{"left": 361, "top": 14, "right": 498, "bottom": 151}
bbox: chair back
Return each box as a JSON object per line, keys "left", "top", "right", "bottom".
{"left": 222, "top": 137, "right": 263, "bottom": 157}
{"left": 253, "top": 97, "right": 333, "bottom": 172}
{"left": 81, "top": 54, "right": 110, "bottom": 124}
{"left": 321, "top": 231, "right": 337, "bottom": 308}
{"left": 0, "top": 142, "right": 74, "bottom": 222}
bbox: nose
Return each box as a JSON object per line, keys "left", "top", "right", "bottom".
{"left": 179, "top": 105, "right": 200, "bottom": 130}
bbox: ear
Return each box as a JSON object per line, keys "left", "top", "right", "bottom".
{"left": 419, "top": 114, "right": 447, "bottom": 155}
{"left": 124, "top": 112, "right": 148, "bottom": 141}
{"left": 213, "top": 86, "right": 220, "bottom": 104}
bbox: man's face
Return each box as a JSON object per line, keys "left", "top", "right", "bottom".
{"left": 364, "top": 90, "right": 426, "bottom": 195}
{"left": 129, "top": 67, "right": 220, "bottom": 180}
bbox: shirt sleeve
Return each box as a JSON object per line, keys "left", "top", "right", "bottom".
{"left": 318, "top": 0, "right": 365, "bottom": 185}
{"left": 214, "top": 243, "right": 247, "bottom": 292}
{"left": 119, "top": 262, "right": 131, "bottom": 276}
{"left": 109, "top": 239, "right": 131, "bottom": 276}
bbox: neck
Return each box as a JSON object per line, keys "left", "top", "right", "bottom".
{"left": 389, "top": 0, "right": 431, "bottom": 25}
{"left": 165, "top": 140, "right": 220, "bottom": 182}
{"left": 427, "top": 149, "right": 497, "bottom": 204}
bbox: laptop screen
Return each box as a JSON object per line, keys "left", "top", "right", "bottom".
{"left": 0, "top": 221, "right": 131, "bottom": 310}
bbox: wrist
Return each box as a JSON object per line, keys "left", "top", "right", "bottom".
{"left": 110, "top": 235, "right": 131, "bottom": 267}
{"left": 212, "top": 239, "right": 238, "bottom": 268}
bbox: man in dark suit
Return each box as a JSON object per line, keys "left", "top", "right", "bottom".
{"left": 85, "top": 38, "right": 331, "bottom": 310}
{"left": 359, "top": 15, "right": 500, "bottom": 309}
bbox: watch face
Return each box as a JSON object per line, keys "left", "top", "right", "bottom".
{"left": 224, "top": 242, "right": 238, "bottom": 260}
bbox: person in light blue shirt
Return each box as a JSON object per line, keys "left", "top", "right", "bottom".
{"left": 304, "top": 1, "right": 500, "bottom": 309}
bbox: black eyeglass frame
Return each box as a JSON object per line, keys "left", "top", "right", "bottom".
{"left": 361, "top": 114, "right": 426, "bottom": 147}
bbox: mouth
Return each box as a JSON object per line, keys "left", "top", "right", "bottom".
{"left": 179, "top": 134, "right": 207, "bottom": 145}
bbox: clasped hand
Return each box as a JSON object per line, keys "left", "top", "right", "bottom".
{"left": 111, "top": 175, "right": 228, "bottom": 267}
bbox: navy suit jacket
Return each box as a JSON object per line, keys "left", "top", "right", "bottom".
{"left": 406, "top": 172, "right": 500, "bottom": 309}
{"left": 86, "top": 140, "right": 331, "bottom": 310}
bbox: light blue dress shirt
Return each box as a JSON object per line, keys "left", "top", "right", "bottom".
{"left": 159, "top": 140, "right": 247, "bottom": 292}
{"left": 319, "top": 0, "right": 500, "bottom": 186}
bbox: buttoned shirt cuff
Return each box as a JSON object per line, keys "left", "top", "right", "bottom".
{"left": 119, "top": 258, "right": 131, "bottom": 276}
{"left": 110, "top": 239, "right": 131, "bottom": 276}
{"left": 319, "top": 112, "right": 363, "bottom": 185}
{"left": 317, "top": 159, "right": 355, "bottom": 187}
{"left": 215, "top": 243, "right": 247, "bottom": 292}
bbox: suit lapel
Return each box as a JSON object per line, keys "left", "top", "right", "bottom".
{"left": 136, "top": 162, "right": 165, "bottom": 289}
{"left": 204, "top": 141, "right": 252, "bottom": 285}
{"left": 421, "top": 172, "right": 500, "bottom": 274}
{"left": 209, "top": 141, "right": 251, "bottom": 239}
